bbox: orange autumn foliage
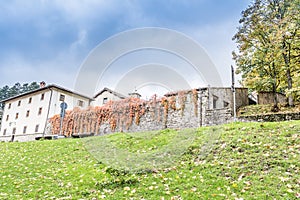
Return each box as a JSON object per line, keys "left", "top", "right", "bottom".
{"left": 49, "top": 90, "right": 195, "bottom": 136}
{"left": 49, "top": 97, "right": 148, "bottom": 136}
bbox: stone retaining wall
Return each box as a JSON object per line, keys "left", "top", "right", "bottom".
{"left": 0, "top": 133, "right": 43, "bottom": 142}
{"left": 238, "top": 112, "right": 300, "bottom": 122}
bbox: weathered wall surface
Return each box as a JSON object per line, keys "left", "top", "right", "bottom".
{"left": 205, "top": 87, "right": 248, "bottom": 111}
{"left": 235, "top": 88, "right": 249, "bottom": 109}
{"left": 106, "top": 91, "right": 201, "bottom": 134}
{"left": 118, "top": 88, "right": 243, "bottom": 134}
{"left": 74, "top": 88, "right": 246, "bottom": 135}
{"left": 205, "top": 108, "right": 233, "bottom": 125}
{"left": 239, "top": 112, "right": 300, "bottom": 122}
{"left": 1, "top": 87, "right": 249, "bottom": 141}
{"left": 258, "top": 92, "right": 287, "bottom": 105}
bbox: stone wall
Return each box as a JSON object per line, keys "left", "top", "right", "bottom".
{"left": 239, "top": 112, "right": 300, "bottom": 122}
{"left": 258, "top": 92, "right": 287, "bottom": 105}
{"left": 97, "top": 88, "right": 243, "bottom": 134}
{"left": 205, "top": 108, "right": 233, "bottom": 125}
{"left": 0, "top": 87, "right": 249, "bottom": 141}
{"left": 111, "top": 91, "right": 201, "bottom": 133}
{"left": 235, "top": 88, "right": 249, "bottom": 109}
{"left": 205, "top": 87, "right": 248, "bottom": 111}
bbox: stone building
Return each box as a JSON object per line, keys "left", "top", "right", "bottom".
{"left": 165, "top": 87, "right": 249, "bottom": 126}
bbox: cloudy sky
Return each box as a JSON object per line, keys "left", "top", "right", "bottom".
{"left": 0, "top": 0, "right": 251, "bottom": 97}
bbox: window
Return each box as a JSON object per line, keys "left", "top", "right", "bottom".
{"left": 35, "top": 124, "right": 39, "bottom": 132}
{"left": 103, "top": 97, "right": 108, "bottom": 104}
{"left": 26, "top": 110, "right": 30, "bottom": 117}
{"left": 18, "top": 100, "right": 21, "bottom": 106}
{"left": 6, "top": 115, "right": 9, "bottom": 121}
{"left": 12, "top": 128, "right": 16, "bottom": 135}
{"left": 15, "top": 113, "right": 19, "bottom": 120}
{"left": 23, "top": 126, "right": 27, "bottom": 134}
{"left": 41, "top": 93, "right": 45, "bottom": 100}
{"left": 3, "top": 129, "right": 6, "bottom": 136}
{"left": 59, "top": 94, "right": 65, "bottom": 101}
{"left": 8, "top": 103, "right": 11, "bottom": 109}
{"left": 213, "top": 95, "right": 218, "bottom": 109}
{"left": 78, "top": 100, "right": 84, "bottom": 107}
{"left": 38, "top": 107, "right": 42, "bottom": 115}
{"left": 28, "top": 97, "right": 32, "bottom": 104}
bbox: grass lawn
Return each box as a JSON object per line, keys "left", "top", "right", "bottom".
{"left": 238, "top": 103, "right": 300, "bottom": 116}
{"left": 0, "top": 121, "right": 299, "bottom": 199}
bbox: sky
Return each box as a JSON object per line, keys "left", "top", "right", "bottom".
{"left": 0, "top": 0, "right": 252, "bottom": 98}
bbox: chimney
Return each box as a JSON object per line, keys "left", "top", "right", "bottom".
{"left": 40, "top": 81, "right": 46, "bottom": 88}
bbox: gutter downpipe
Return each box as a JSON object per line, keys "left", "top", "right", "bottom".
{"left": 43, "top": 88, "right": 53, "bottom": 137}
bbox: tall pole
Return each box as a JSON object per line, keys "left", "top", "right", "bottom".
{"left": 231, "top": 65, "right": 237, "bottom": 121}
{"left": 59, "top": 115, "right": 64, "bottom": 136}
{"left": 59, "top": 101, "right": 67, "bottom": 136}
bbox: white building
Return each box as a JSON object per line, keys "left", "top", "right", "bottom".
{"left": 0, "top": 108, "right": 3, "bottom": 131}
{"left": 93, "top": 87, "right": 127, "bottom": 106}
{"left": 0, "top": 84, "right": 93, "bottom": 142}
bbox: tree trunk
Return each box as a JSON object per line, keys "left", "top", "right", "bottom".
{"left": 271, "top": 82, "right": 279, "bottom": 112}
{"left": 282, "top": 41, "right": 294, "bottom": 107}
{"left": 286, "top": 67, "right": 294, "bottom": 106}
{"left": 271, "top": 63, "right": 279, "bottom": 112}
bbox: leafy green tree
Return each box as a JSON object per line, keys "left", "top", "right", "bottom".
{"left": 233, "top": 0, "right": 300, "bottom": 110}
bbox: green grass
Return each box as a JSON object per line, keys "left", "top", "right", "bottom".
{"left": 238, "top": 103, "right": 300, "bottom": 116}
{"left": 1, "top": 121, "right": 300, "bottom": 199}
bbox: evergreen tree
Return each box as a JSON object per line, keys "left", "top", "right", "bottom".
{"left": 0, "top": 81, "right": 41, "bottom": 109}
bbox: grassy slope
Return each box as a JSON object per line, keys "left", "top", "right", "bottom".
{"left": 0, "top": 121, "right": 299, "bottom": 199}
{"left": 238, "top": 103, "right": 300, "bottom": 116}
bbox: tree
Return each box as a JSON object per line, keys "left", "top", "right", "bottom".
{"left": 28, "top": 82, "right": 39, "bottom": 91}
{"left": 0, "top": 81, "right": 40, "bottom": 109}
{"left": 233, "top": 0, "right": 300, "bottom": 110}
{"left": 270, "top": 0, "right": 300, "bottom": 106}
{"left": 21, "top": 83, "right": 29, "bottom": 93}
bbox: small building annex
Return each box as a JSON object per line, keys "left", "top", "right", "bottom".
{"left": 93, "top": 87, "right": 127, "bottom": 106}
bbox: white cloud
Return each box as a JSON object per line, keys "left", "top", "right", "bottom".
{"left": 51, "top": 0, "right": 113, "bottom": 18}
{"left": 0, "top": 0, "right": 248, "bottom": 91}
{"left": 70, "top": 29, "right": 88, "bottom": 53}
{"left": 0, "top": 51, "right": 79, "bottom": 89}
{"left": 183, "top": 20, "right": 241, "bottom": 86}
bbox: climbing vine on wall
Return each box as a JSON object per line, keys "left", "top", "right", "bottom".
{"left": 49, "top": 89, "right": 198, "bottom": 136}
{"left": 192, "top": 89, "right": 198, "bottom": 117}
{"left": 178, "top": 91, "right": 187, "bottom": 116}
{"left": 49, "top": 97, "right": 147, "bottom": 136}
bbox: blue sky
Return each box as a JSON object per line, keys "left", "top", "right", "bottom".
{"left": 0, "top": 0, "right": 251, "bottom": 97}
